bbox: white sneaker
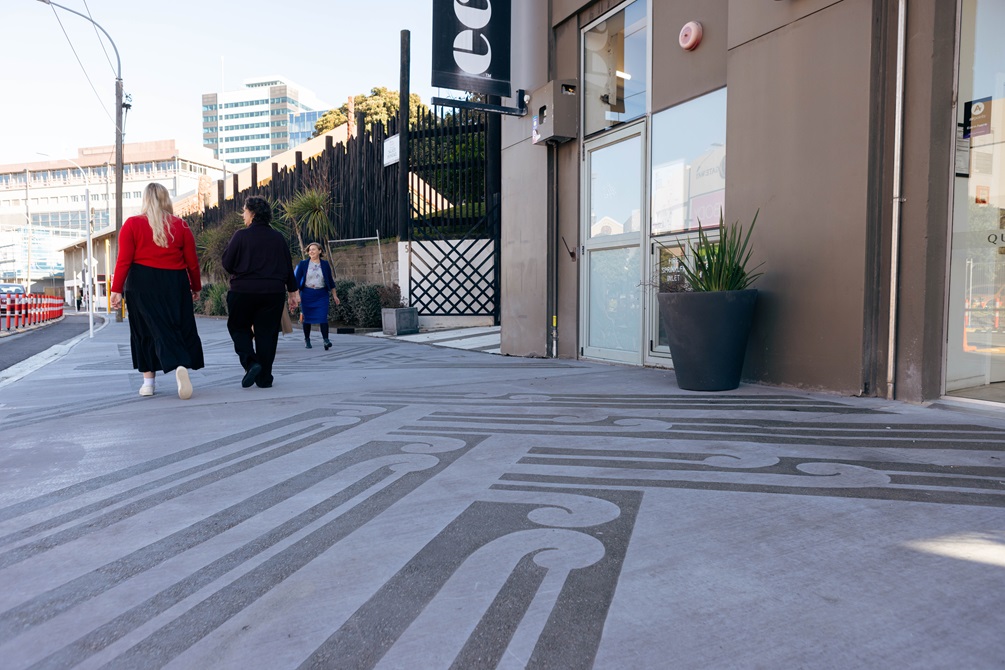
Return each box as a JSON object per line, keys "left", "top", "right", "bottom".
{"left": 176, "top": 366, "right": 192, "bottom": 400}
{"left": 139, "top": 384, "right": 154, "bottom": 397}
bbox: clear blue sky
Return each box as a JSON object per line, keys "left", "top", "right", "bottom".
{"left": 0, "top": 0, "right": 439, "bottom": 165}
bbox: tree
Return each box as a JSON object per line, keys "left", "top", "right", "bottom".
{"left": 312, "top": 87, "right": 429, "bottom": 137}
{"left": 313, "top": 108, "right": 347, "bottom": 137}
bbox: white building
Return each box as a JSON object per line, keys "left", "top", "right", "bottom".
{"left": 0, "top": 140, "right": 224, "bottom": 302}
{"left": 202, "top": 76, "right": 331, "bottom": 166}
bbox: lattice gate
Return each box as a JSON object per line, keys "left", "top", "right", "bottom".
{"left": 406, "top": 106, "right": 500, "bottom": 323}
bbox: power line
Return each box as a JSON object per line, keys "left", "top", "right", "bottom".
{"left": 46, "top": 4, "right": 120, "bottom": 133}
{"left": 82, "top": 0, "right": 117, "bottom": 78}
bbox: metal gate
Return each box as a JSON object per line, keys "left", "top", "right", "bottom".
{"left": 406, "top": 106, "right": 500, "bottom": 322}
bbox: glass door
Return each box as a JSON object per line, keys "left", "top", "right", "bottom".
{"left": 945, "top": 0, "right": 1005, "bottom": 401}
{"left": 581, "top": 122, "right": 646, "bottom": 364}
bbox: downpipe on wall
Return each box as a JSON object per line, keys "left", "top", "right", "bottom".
{"left": 887, "top": 0, "right": 907, "bottom": 400}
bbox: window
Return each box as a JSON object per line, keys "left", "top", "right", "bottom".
{"left": 650, "top": 88, "right": 727, "bottom": 234}
{"left": 583, "top": 0, "right": 647, "bottom": 136}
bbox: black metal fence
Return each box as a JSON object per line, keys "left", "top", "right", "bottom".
{"left": 199, "top": 105, "right": 499, "bottom": 322}
{"left": 406, "top": 106, "right": 499, "bottom": 321}
{"left": 203, "top": 124, "right": 400, "bottom": 241}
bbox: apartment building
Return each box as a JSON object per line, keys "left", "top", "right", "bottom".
{"left": 202, "top": 76, "right": 330, "bottom": 166}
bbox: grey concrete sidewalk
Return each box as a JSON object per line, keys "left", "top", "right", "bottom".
{"left": 0, "top": 316, "right": 1003, "bottom": 669}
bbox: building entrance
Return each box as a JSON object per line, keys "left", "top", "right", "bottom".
{"left": 580, "top": 123, "right": 645, "bottom": 365}
{"left": 945, "top": 0, "right": 1005, "bottom": 402}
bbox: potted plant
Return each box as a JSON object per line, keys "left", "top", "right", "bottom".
{"left": 656, "top": 210, "right": 762, "bottom": 391}
{"left": 379, "top": 283, "right": 419, "bottom": 336}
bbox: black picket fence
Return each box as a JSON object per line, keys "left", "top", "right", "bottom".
{"left": 202, "top": 125, "right": 399, "bottom": 241}
{"left": 201, "top": 108, "right": 491, "bottom": 242}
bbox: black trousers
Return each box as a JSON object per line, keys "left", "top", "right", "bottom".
{"left": 226, "top": 291, "right": 285, "bottom": 386}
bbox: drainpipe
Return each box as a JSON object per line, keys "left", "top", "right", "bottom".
{"left": 886, "top": 0, "right": 907, "bottom": 400}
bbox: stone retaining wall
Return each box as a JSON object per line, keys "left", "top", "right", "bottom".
{"left": 329, "top": 241, "right": 398, "bottom": 287}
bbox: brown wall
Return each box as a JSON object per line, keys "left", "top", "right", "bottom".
{"left": 651, "top": 0, "right": 727, "bottom": 113}
{"left": 500, "top": 0, "right": 552, "bottom": 356}
{"left": 555, "top": 17, "right": 582, "bottom": 358}
{"left": 726, "top": 0, "right": 874, "bottom": 393}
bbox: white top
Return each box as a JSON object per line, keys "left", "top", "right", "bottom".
{"left": 304, "top": 262, "right": 326, "bottom": 289}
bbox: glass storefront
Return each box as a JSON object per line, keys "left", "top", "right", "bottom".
{"left": 580, "top": 1, "right": 649, "bottom": 366}
{"left": 946, "top": 0, "right": 1005, "bottom": 401}
{"left": 648, "top": 89, "right": 727, "bottom": 359}
{"left": 579, "top": 1, "right": 732, "bottom": 369}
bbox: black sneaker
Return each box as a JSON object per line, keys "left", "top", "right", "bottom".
{"left": 323, "top": 339, "right": 332, "bottom": 350}
{"left": 242, "top": 363, "right": 262, "bottom": 388}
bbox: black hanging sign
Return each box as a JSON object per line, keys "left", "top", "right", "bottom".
{"left": 432, "top": 0, "right": 512, "bottom": 98}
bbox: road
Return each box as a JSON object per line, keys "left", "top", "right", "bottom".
{"left": 0, "top": 313, "right": 95, "bottom": 372}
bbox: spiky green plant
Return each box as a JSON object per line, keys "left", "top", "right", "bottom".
{"left": 679, "top": 210, "right": 763, "bottom": 292}
{"left": 282, "top": 188, "right": 334, "bottom": 255}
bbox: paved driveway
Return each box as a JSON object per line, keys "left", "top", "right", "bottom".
{"left": 0, "top": 317, "right": 1003, "bottom": 668}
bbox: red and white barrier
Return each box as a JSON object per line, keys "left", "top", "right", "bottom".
{"left": 3, "top": 294, "right": 64, "bottom": 331}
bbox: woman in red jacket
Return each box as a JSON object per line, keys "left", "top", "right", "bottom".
{"left": 110, "top": 183, "right": 204, "bottom": 399}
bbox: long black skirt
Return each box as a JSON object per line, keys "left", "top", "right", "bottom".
{"left": 124, "top": 264, "right": 205, "bottom": 373}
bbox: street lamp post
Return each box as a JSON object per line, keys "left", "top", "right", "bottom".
{"left": 40, "top": 153, "right": 94, "bottom": 338}
{"left": 37, "top": 0, "right": 123, "bottom": 321}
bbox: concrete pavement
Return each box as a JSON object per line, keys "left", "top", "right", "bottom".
{"left": 0, "top": 316, "right": 1003, "bottom": 669}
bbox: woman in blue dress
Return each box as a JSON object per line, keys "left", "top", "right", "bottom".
{"left": 294, "top": 242, "right": 341, "bottom": 349}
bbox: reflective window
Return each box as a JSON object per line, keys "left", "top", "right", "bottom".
{"left": 651, "top": 88, "right": 727, "bottom": 234}
{"left": 590, "top": 135, "right": 642, "bottom": 238}
{"left": 946, "top": 0, "right": 1005, "bottom": 399}
{"left": 583, "top": 0, "right": 647, "bottom": 136}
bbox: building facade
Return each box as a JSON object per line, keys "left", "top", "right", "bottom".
{"left": 0, "top": 140, "right": 223, "bottom": 304}
{"left": 499, "top": 0, "right": 1004, "bottom": 405}
{"left": 202, "top": 76, "right": 330, "bottom": 166}
{"left": 288, "top": 110, "right": 328, "bottom": 148}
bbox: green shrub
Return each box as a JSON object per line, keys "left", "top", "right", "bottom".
{"left": 204, "top": 283, "right": 230, "bottom": 316}
{"left": 193, "top": 283, "right": 211, "bottom": 314}
{"left": 196, "top": 213, "right": 243, "bottom": 285}
{"left": 330, "top": 279, "right": 357, "bottom": 324}
{"left": 348, "top": 284, "right": 382, "bottom": 328}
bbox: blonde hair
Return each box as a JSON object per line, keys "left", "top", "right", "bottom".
{"left": 141, "top": 183, "right": 175, "bottom": 247}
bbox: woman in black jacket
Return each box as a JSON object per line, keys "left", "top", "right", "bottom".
{"left": 222, "top": 196, "right": 300, "bottom": 388}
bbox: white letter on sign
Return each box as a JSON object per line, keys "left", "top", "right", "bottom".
{"left": 453, "top": 0, "right": 493, "bottom": 75}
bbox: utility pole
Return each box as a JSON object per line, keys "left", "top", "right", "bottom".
{"left": 37, "top": 1, "right": 124, "bottom": 320}
{"left": 114, "top": 77, "right": 124, "bottom": 321}
{"left": 398, "top": 30, "right": 410, "bottom": 242}
{"left": 24, "top": 168, "right": 30, "bottom": 291}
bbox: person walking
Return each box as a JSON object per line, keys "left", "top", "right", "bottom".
{"left": 110, "top": 182, "right": 204, "bottom": 399}
{"left": 222, "top": 196, "right": 300, "bottom": 388}
{"left": 294, "top": 242, "right": 340, "bottom": 350}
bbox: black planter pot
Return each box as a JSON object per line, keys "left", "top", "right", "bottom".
{"left": 657, "top": 289, "right": 758, "bottom": 391}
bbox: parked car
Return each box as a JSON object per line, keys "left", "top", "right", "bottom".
{"left": 0, "top": 284, "right": 25, "bottom": 314}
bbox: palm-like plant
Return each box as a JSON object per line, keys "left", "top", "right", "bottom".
{"left": 282, "top": 188, "right": 334, "bottom": 254}
{"left": 678, "top": 210, "right": 763, "bottom": 292}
